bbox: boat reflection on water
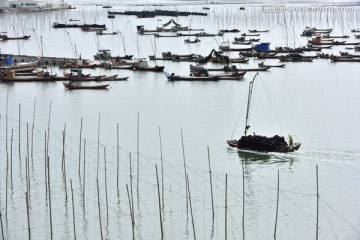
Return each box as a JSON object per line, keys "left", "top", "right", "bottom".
{"left": 236, "top": 150, "right": 296, "bottom": 169}
{"left": 237, "top": 150, "right": 271, "bottom": 162}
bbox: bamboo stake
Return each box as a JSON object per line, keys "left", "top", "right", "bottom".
{"left": 25, "top": 192, "right": 31, "bottom": 240}
{"left": 316, "top": 165, "right": 319, "bottom": 240}
{"left": 104, "top": 147, "right": 109, "bottom": 223}
{"left": 31, "top": 98, "right": 36, "bottom": 161}
{"left": 70, "top": 180, "right": 77, "bottom": 240}
{"left": 47, "top": 156, "right": 53, "bottom": 240}
{"left": 274, "top": 170, "right": 279, "bottom": 240}
{"left": 83, "top": 139, "right": 86, "bottom": 212}
{"left": 158, "top": 127, "right": 164, "bottom": 210}
{"left": 45, "top": 131, "right": 48, "bottom": 201}
{"left": 137, "top": 111, "right": 140, "bottom": 196}
{"left": 96, "top": 178, "right": 104, "bottom": 240}
{"left": 97, "top": 114, "right": 100, "bottom": 179}
{"left": 18, "top": 103, "right": 21, "bottom": 163}
{"left": 5, "top": 92, "right": 8, "bottom": 157}
{"left": 225, "top": 174, "right": 228, "bottom": 240}
{"left": 186, "top": 175, "right": 196, "bottom": 240}
{"left": 26, "top": 123, "right": 30, "bottom": 194}
{"left": 78, "top": 118, "right": 82, "bottom": 176}
{"left": 207, "top": 146, "right": 215, "bottom": 221}
{"left": 62, "top": 124, "right": 68, "bottom": 202}
{"left": 5, "top": 152, "right": 8, "bottom": 217}
{"left": 47, "top": 101, "right": 52, "bottom": 158}
{"left": 155, "top": 165, "right": 163, "bottom": 239}
{"left": 242, "top": 159, "right": 245, "bottom": 239}
{"left": 126, "top": 184, "right": 135, "bottom": 240}
{"left": 10, "top": 129, "right": 13, "bottom": 184}
{"left": 181, "top": 129, "right": 188, "bottom": 214}
{"left": 117, "top": 124, "right": 119, "bottom": 192}
{"left": 129, "top": 154, "right": 135, "bottom": 226}
{"left": 0, "top": 209, "right": 4, "bottom": 240}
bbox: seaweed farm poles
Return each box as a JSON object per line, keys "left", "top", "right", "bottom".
{"left": 70, "top": 179, "right": 77, "bottom": 240}
{"left": 25, "top": 192, "right": 31, "bottom": 240}
{"left": 96, "top": 178, "right": 104, "bottom": 240}
{"left": 155, "top": 164, "right": 163, "bottom": 239}
{"left": 78, "top": 118, "right": 82, "bottom": 176}
{"left": 137, "top": 111, "right": 140, "bottom": 196}
{"left": 181, "top": 129, "right": 189, "bottom": 214}
{"left": 158, "top": 126, "right": 164, "bottom": 210}
{"left": 274, "top": 170, "right": 279, "bottom": 240}
{"left": 225, "top": 174, "right": 228, "bottom": 240}
{"left": 117, "top": 123, "right": 120, "bottom": 192}
{"left": 207, "top": 146, "right": 215, "bottom": 221}
{"left": 82, "top": 139, "right": 86, "bottom": 211}
{"left": 186, "top": 174, "right": 196, "bottom": 240}
{"left": 316, "top": 165, "right": 319, "bottom": 240}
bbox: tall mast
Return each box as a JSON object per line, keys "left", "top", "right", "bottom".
{"left": 244, "top": 72, "right": 259, "bottom": 136}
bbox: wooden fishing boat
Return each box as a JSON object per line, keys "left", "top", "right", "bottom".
{"left": 184, "top": 38, "right": 201, "bottom": 43}
{"left": 308, "top": 40, "right": 360, "bottom": 45}
{"left": 132, "top": 59, "right": 165, "bottom": 72}
{"left": 279, "top": 55, "right": 313, "bottom": 62}
{"left": 339, "top": 52, "right": 360, "bottom": 58}
{"left": 0, "top": 35, "right": 31, "bottom": 40}
{"left": 232, "top": 41, "right": 252, "bottom": 45}
{"left": 227, "top": 73, "right": 301, "bottom": 153}
{"left": 0, "top": 59, "right": 39, "bottom": 71}
{"left": 165, "top": 72, "right": 219, "bottom": 81}
{"left": 1, "top": 74, "right": 57, "bottom": 82}
{"left": 96, "top": 31, "right": 119, "bottom": 35}
{"left": 258, "top": 62, "right": 285, "bottom": 68}
{"left": 220, "top": 29, "right": 240, "bottom": 33}
{"left": 322, "top": 34, "right": 349, "bottom": 38}
{"left": 81, "top": 27, "right": 107, "bottom": 32}
{"left": 201, "top": 65, "right": 269, "bottom": 72}
{"left": 351, "top": 29, "right": 360, "bottom": 33}
{"left": 219, "top": 45, "right": 253, "bottom": 52}
{"left": 330, "top": 56, "right": 360, "bottom": 62}
{"left": 177, "top": 32, "right": 223, "bottom": 37}
{"left": 154, "top": 33, "right": 178, "bottom": 37}
{"left": 316, "top": 53, "right": 332, "bottom": 59}
{"left": 108, "top": 15, "right": 115, "bottom": 19}
{"left": 98, "top": 75, "right": 129, "bottom": 81}
{"left": 248, "top": 29, "right": 269, "bottom": 33}
{"left": 63, "top": 82, "right": 110, "bottom": 89}
{"left": 234, "top": 37, "right": 260, "bottom": 42}
{"left": 241, "top": 33, "right": 260, "bottom": 37}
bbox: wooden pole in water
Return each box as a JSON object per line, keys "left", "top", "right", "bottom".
{"left": 104, "top": 147, "right": 109, "bottom": 223}
{"left": 129, "top": 154, "right": 135, "bottom": 226}
{"left": 45, "top": 131, "right": 48, "bottom": 200}
{"left": 0, "top": 209, "right": 5, "bottom": 240}
{"left": 5, "top": 152, "right": 8, "bottom": 217}
{"left": 97, "top": 114, "right": 100, "bottom": 179}
{"left": 242, "top": 159, "right": 245, "bottom": 239}
{"left": 25, "top": 192, "right": 31, "bottom": 240}
{"left": 126, "top": 184, "right": 135, "bottom": 240}
{"left": 5, "top": 92, "right": 8, "bottom": 156}
{"left": 26, "top": 123, "right": 30, "bottom": 194}
{"left": 47, "top": 156, "right": 53, "bottom": 240}
{"left": 47, "top": 101, "right": 52, "bottom": 159}
{"left": 117, "top": 123, "right": 120, "bottom": 192}
{"left": 225, "top": 174, "right": 228, "bottom": 240}
{"left": 96, "top": 178, "right": 104, "bottom": 240}
{"left": 316, "top": 165, "right": 319, "bottom": 240}
{"left": 31, "top": 98, "right": 36, "bottom": 161}
{"left": 83, "top": 139, "right": 86, "bottom": 211}
{"left": 62, "top": 124, "right": 68, "bottom": 202}
{"left": 155, "top": 165, "right": 163, "bottom": 239}
{"left": 207, "top": 146, "right": 215, "bottom": 221}
{"left": 137, "top": 111, "right": 140, "bottom": 196}
{"left": 274, "top": 170, "right": 279, "bottom": 240}
{"left": 186, "top": 175, "right": 196, "bottom": 240}
{"left": 10, "top": 129, "right": 13, "bottom": 184}
{"left": 158, "top": 127, "right": 164, "bottom": 210}
{"left": 78, "top": 118, "right": 82, "bottom": 176}
{"left": 18, "top": 103, "right": 21, "bottom": 162}
{"left": 181, "top": 129, "right": 188, "bottom": 214}
{"left": 70, "top": 180, "right": 77, "bottom": 240}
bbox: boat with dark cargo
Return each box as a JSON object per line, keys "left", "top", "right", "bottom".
{"left": 227, "top": 73, "right": 301, "bottom": 153}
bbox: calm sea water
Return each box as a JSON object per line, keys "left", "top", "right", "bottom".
{"left": 0, "top": 2, "right": 360, "bottom": 239}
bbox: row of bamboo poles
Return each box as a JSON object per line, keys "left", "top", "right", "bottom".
{"left": 0, "top": 98, "right": 322, "bottom": 239}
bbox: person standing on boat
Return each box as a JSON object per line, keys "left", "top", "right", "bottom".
{"left": 288, "top": 135, "right": 294, "bottom": 148}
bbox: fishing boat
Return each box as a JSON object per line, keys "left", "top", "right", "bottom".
{"left": 177, "top": 32, "right": 223, "bottom": 37}
{"left": 351, "top": 29, "right": 360, "bottom": 33}
{"left": 234, "top": 37, "right": 260, "bottom": 42}
{"left": 330, "top": 56, "right": 360, "bottom": 62}
{"left": 164, "top": 72, "right": 219, "bottom": 81}
{"left": 355, "top": 35, "right": 360, "bottom": 39}
{"left": 0, "top": 59, "right": 39, "bottom": 71}
{"left": 232, "top": 41, "right": 252, "bottom": 45}
{"left": 258, "top": 62, "right": 285, "bottom": 68}
{"left": 219, "top": 45, "right": 253, "bottom": 52}
{"left": 199, "top": 64, "right": 269, "bottom": 72}
{"left": 279, "top": 55, "right": 314, "bottom": 62}
{"left": 307, "top": 40, "right": 360, "bottom": 45}
{"left": 220, "top": 29, "right": 240, "bottom": 33}
{"left": 184, "top": 38, "right": 201, "bottom": 43}
{"left": 241, "top": 33, "right": 260, "bottom": 37}
{"left": 322, "top": 34, "right": 349, "bottom": 38}
{"left": 227, "top": 73, "right": 301, "bottom": 153}
{"left": 0, "top": 35, "right": 31, "bottom": 40}
{"left": 96, "top": 31, "right": 119, "bottom": 35}
{"left": 81, "top": 26, "right": 107, "bottom": 32}
{"left": 63, "top": 82, "right": 110, "bottom": 89}
{"left": 248, "top": 29, "right": 269, "bottom": 33}
{"left": 339, "top": 51, "right": 360, "bottom": 58}
{"left": 94, "top": 49, "right": 112, "bottom": 60}
{"left": 132, "top": 59, "right": 165, "bottom": 72}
